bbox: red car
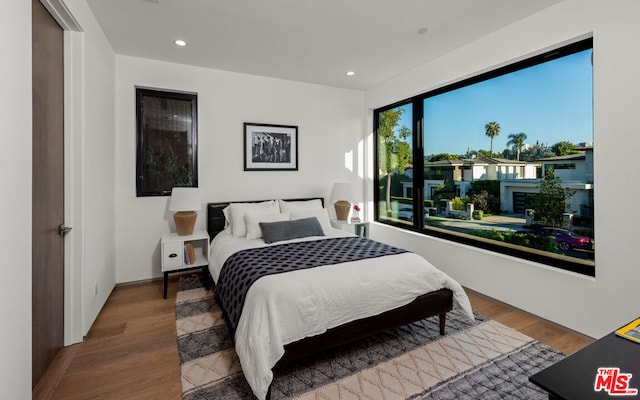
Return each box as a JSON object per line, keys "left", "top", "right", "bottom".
{"left": 516, "top": 227, "right": 592, "bottom": 251}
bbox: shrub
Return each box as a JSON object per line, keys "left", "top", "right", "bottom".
{"left": 472, "top": 190, "right": 489, "bottom": 212}
{"left": 451, "top": 197, "right": 466, "bottom": 211}
{"left": 470, "top": 180, "right": 501, "bottom": 213}
{"left": 471, "top": 180, "right": 500, "bottom": 196}
{"left": 469, "top": 229, "right": 558, "bottom": 253}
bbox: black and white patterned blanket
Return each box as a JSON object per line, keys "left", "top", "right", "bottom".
{"left": 215, "top": 236, "right": 408, "bottom": 335}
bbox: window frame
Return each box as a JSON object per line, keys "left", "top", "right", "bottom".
{"left": 374, "top": 101, "right": 419, "bottom": 227}
{"left": 373, "top": 38, "right": 594, "bottom": 276}
{"left": 135, "top": 87, "right": 199, "bottom": 197}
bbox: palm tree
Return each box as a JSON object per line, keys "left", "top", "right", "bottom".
{"left": 484, "top": 121, "right": 501, "bottom": 157}
{"left": 506, "top": 132, "right": 527, "bottom": 161}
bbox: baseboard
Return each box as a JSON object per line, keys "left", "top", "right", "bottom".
{"left": 32, "top": 344, "right": 80, "bottom": 400}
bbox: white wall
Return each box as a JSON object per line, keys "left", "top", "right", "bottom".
{"left": 1, "top": 2, "right": 33, "bottom": 398}
{"left": 366, "top": 0, "right": 640, "bottom": 338}
{"left": 115, "top": 57, "right": 365, "bottom": 283}
{"left": 0, "top": 0, "right": 116, "bottom": 394}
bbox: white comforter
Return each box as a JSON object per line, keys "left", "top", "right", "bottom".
{"left": 209, "top": 228, "right": 474, "bottom": 400}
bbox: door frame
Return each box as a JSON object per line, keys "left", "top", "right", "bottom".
{"left": 39, "top": 0, "right": 83, "bottom": 346}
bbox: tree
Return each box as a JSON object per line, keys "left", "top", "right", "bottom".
{"left": 484, "top": 121, "right": 501, "bottom": 157}
{"left": 433, "top": 179, "right": 456, "bottom": 206}
{"left": 521, "top": 140, "right": 554, "bottom": 162}
{"left": 378, "top": 108, "right": 412, "bottom": 215}
{"left": 506, "top": 132, "right": 527, "bottom": 161}
{"left": 471, "top": 180, "right": 501, "bottom": 213}
{"left": 531, "top": 169, "right": 575, "bottom": 227}
{"left": 428, "top": 153, "right": 460, "bottom": 162}
{"left": 551, "top": 141, "right": 578, "bottom": 156}
{"left": 472, "top": 190, "right": 490, "bottom": 213}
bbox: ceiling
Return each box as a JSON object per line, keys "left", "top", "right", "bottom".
{"left": 86, "top": 0, "right": 561, "bottom": 90}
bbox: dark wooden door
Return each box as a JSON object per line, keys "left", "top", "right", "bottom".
{"left": 32, "top": 0, "right": 65, "bottom": 388}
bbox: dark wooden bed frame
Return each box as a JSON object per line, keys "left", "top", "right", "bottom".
{"left": 206, "top": 198, "right": 453, "bottom": 394}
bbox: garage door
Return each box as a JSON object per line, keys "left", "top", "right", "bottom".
{"left": 512, "top": 192, "right": 535, "bottom": 214}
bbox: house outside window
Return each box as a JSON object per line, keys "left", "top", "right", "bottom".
{"left": 374, "top": 38, "right": 594, "bottom": 276}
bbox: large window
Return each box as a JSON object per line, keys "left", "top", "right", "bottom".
{"left": 375, "top": 38, "right": 594, "bottom": 276}
{"left": 136, "top": 88, "right": 198, "bottom": 197}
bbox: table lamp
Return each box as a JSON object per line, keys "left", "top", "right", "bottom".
{"left": 331, "top": 182, "right": 353, "bottom": 221}
{"left": 169, "top": 187, "right": 201, "bottom": 236}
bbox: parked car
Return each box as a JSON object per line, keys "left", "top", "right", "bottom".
{"left": 516, "top": 227, "right": 592, "bottom": 251}
{"left": 397, "top": 207, "right": 430, "bottom": 222}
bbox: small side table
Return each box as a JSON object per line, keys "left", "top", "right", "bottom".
{"left": 330, "top": 220, "right": 370, "bottom": 238}
{"left": 160, "top": 230, "right": 210, "bottom": 299}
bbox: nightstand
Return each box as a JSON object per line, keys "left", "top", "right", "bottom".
{"left": 161, "top": 230, "right": 210, "bottom": 299}
{"left": 330, "top": 220, "right": 370, "bottom": 238}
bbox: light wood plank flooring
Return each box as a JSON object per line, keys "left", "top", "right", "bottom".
{"left": 34, "top": 278, "right": 593, "bottom": 400}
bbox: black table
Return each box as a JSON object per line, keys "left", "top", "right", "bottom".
{"left": 530, "top": 331, "right": 640, "bottom": 399}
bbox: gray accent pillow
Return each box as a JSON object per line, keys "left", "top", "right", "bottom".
{"left": 260, "top": 217, "right": 325, "bottom": 244}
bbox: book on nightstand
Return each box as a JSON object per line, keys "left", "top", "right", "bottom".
{"left": 615, "top": 318, "right": 640, "bottom": 344}
{"left": 184, "top": 244, "right": 190, "bottom": 265}
{"left": 186, "top": 242, "right": 196, "bottom": 263}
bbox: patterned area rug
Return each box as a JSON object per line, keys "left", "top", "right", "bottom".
{"left": 175, "top": 274, "right": 564, "bottom": 400}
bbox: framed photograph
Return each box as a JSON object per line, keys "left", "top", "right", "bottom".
{"left": 244, "top": 122, "right": 298, "bottom": 171}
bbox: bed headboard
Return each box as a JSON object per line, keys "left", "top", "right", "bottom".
{"left": 206, "top": 197, "right": 324, "bottom": 240}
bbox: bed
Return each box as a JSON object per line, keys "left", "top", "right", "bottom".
{"left": 206, "top": 198, "right": 474, "bottom": 400}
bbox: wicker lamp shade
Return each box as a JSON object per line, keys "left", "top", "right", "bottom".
{"left": 169, "top": 187, "right": 201, "bottom": 236}
{"left": 334, "top": 200, "right": 351, "bottom": 221}
{"left": 331, "top": 183, "right": 353, "bottom": 221}
{"left": 173, "top": 211, "right": 197, "bottom": 236}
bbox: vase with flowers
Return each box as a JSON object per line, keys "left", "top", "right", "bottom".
{"left": 351, "top": 204, "right": 361, "bottom": 222}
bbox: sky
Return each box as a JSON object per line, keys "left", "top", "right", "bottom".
{"left": 397, "top": 49, "right": 593, "bottom": 156}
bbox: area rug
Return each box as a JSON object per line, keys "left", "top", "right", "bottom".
{"left": 175, "top": 274, "right": 564, "bottom": 399}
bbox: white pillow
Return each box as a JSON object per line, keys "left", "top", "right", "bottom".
{"left": 290, "top": 208, "right": 332, "bottom": 234}
{"left": 279, "top": 198, "right": 323, "bottom": 213}
{"left": 245, "top": 212, "right": 290, "bottom": 240}
{"left": 222, "top": 206, "right": 231, "bottom": 229}
{"left": 226, "top": 200, "right": 279, "bottom": 237}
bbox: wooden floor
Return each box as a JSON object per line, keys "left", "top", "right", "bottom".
{"left": 33, "top": 278, "right": 594, "bottom": 400}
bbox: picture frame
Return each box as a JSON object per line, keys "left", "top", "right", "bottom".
{"left": 244, "top": 122, "right": 298, "bottom": 171}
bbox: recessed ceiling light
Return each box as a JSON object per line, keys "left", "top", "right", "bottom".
{"left": 174, "top": 39, "right": 187, "bottom": 47}
{"left": 346, "top": 71, "right": 355, "bottom": 76}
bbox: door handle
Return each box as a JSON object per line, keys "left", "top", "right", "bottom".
{"left": 59, "top": 224, "right": 72, "bottom": 236}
